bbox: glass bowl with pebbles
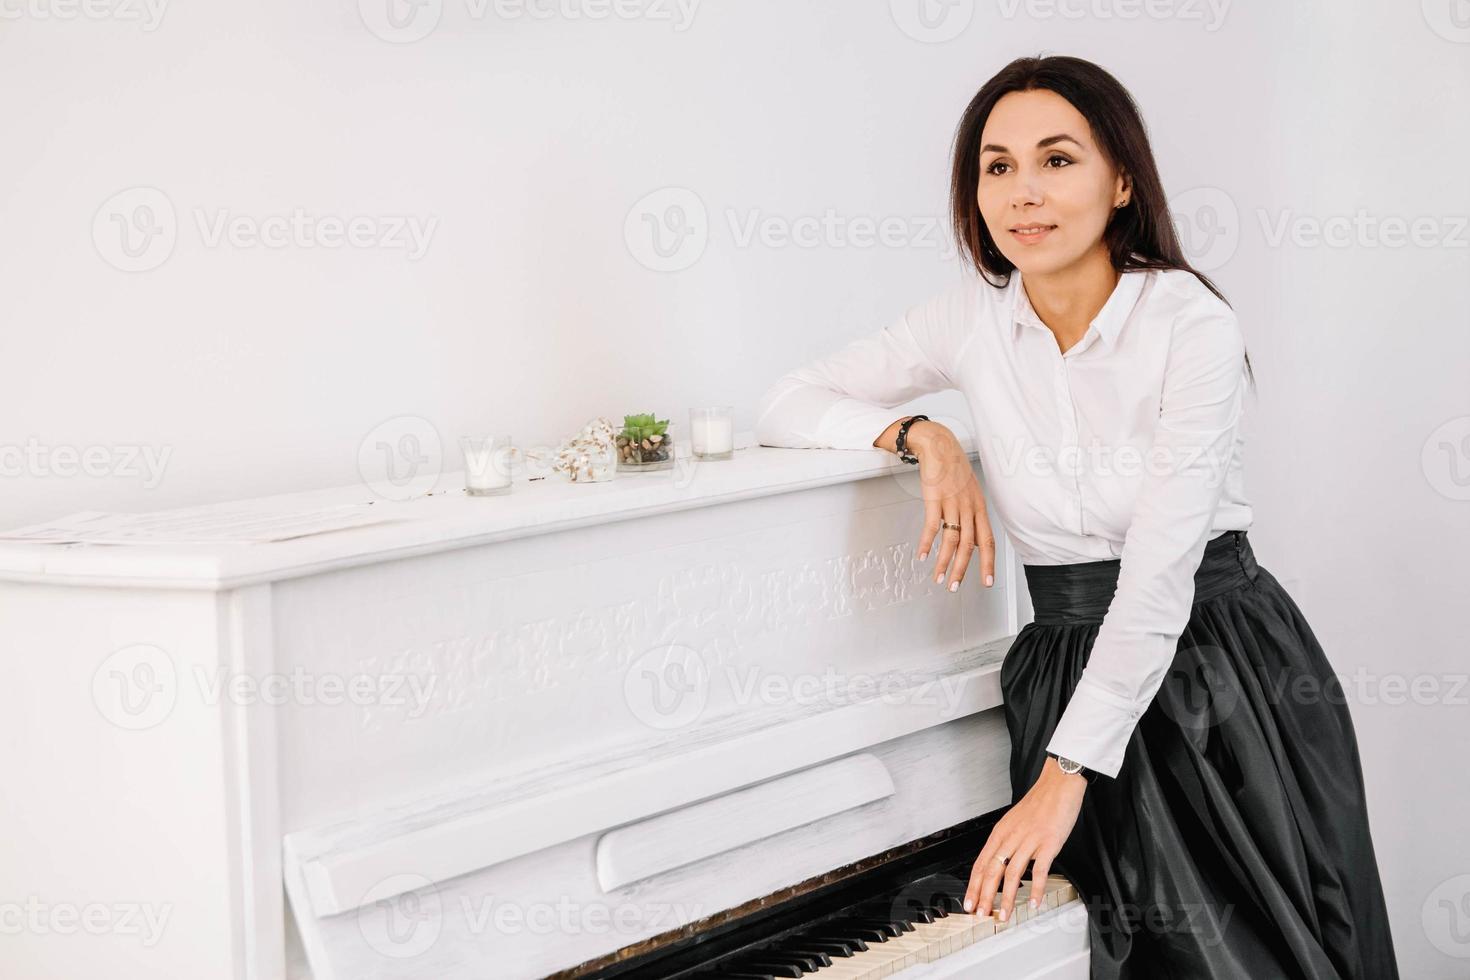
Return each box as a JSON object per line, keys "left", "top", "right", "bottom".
{"left": 615, "top": 413, "right": 673, "bottom": 472}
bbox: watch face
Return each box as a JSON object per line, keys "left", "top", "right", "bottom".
{"left": 1058, "top": 756, "right": 1082, "bottom": 773}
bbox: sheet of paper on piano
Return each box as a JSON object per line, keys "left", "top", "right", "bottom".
{"left": 0, "top": 502, "right": 402, "bottom": 545}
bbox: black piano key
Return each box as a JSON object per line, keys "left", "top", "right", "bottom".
{"left": 770, "top": 946, "right": 837, "bottom": 965}
{"left": 740, "top": 951, "right": 822, "bottom": 972}
{"left": 862, "top": 899, "right": 935, "bottom": 924}
{"left": 723, "top": 960, "right": 803, "bottom": 978}
{"left": 844, "top": 916, "right": 911, "bottom": 935}
{"left": 814, "top": 924, "right": 889, "bottom": 943}
{"left": 911, "top": 891, "right": 958, "bottom": 917}
{"left": 901, "top": 904, "right": 939, "bottom": 924}
{"left": 793, "top": 935, "right": 867, "bottom": 954}
{"left": 753, "top": 948, "right": 829, "bottom": 969}
{"left": 921, "top": 883, "right": 966, "bottom": 914}
{"left": 905, "top": 899, "right": 940, "bottom": 922}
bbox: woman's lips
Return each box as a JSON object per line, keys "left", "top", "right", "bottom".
{"left": 1009, "top": 224, "right": 1056, "bottom": 245}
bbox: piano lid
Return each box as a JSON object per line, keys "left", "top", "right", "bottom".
{"left": 0, "top": 435, "right": 979, "bottom": 591}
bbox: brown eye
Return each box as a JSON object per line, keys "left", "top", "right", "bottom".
{"left": 985, "top": 161, "right": 1010, "bottom": 176}
{"left": 1046, "top": 154, "right": 1073, "bottom": 168}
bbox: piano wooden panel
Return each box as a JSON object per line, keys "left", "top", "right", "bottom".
{"left": 267, "top": 474, "right": 1006, "bottom": 831}
{"left": 0, "top": 444, "right": 1084, "bottom": 980}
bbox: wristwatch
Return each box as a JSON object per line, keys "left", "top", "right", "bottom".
{"left": 894, "top": 414, "right": 930, "bottom": 465}
{"left": 1047, "top": 751, "right": 1098, "bottom": 785}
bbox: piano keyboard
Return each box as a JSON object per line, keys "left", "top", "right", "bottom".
{"left": 687, "top": 872, "right": 1080, "bottom": 980}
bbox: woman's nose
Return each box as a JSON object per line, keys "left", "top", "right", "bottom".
{"left": 1009, "top": 174, "right": 1044, "bottom": 208}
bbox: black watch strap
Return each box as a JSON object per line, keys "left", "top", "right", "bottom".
{"left": 895, "top": 414, "right": 930, "bottom": 464}
{"left": 1047, "top": 751, "right": 1099, "bottom": 784}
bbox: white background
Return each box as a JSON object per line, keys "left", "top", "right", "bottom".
{"left": 1, "top": 0, "right": 1467, "bottom": 974}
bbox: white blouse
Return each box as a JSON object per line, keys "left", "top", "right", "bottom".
{"left": 753, "top": 267, "right": 1252, "bottom": 779}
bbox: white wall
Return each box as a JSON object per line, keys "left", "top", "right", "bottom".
{"left": 1264, "top": 6, "right": 1470, "bottom": 980}
{"left": 2, "top": 0, "right": 1465, "bottom": 975}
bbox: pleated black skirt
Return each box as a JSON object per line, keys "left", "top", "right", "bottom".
{"left": 1000, "top": 529, "right": 1400, "bottom": 980}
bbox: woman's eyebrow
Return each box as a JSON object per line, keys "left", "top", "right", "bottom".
{"left": 980, "top": 133, "right": 1084, "bottom": 155}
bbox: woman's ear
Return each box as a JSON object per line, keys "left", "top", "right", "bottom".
{"left": 1114, "top": 171, "right": 1132, "bottom": 209}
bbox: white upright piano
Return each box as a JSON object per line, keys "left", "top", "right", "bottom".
{"left": 0, "top": 437, "right": 1090, "bottom": 979}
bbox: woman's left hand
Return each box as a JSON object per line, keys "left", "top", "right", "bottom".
{"left": 963, "top": 761, "right": 1088, "bottom": 921}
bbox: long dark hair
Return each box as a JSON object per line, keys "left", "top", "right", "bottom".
{"left": 949, "top": 54, "right": 1253, "bottom": 384}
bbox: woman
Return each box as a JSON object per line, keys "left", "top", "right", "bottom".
{"left": 753, "top": 55, "right": 1398, "bottom": 978}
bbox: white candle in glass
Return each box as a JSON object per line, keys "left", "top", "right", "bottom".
{"left": 689, "top": 407, "right": 734, "bottom": 459}
{"left": 460, "top": 435, "right": 514, "bottom": 495}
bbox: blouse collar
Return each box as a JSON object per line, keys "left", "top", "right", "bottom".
{"left": 1008, "top": 267, "right": 1148, "bottom": 351}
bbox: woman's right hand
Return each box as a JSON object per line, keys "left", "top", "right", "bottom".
{"left": 908, "top": 422, "right": 996, "bottom": 592}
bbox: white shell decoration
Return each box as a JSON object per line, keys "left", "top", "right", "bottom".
{"left": 550, "top": 416, "right": 619, "bottom": 483}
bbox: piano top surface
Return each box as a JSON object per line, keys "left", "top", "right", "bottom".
{"left": 0, "top": 435, "right": 980, "bottom": 591}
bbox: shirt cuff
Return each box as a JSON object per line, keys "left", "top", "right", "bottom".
{"left": 1044, "top": 673, "right": 1148, "bottom": 779}
{"left": 811, "top": 400, "right": 908, "bottom": 451}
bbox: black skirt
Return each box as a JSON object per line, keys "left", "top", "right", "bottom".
{"left": 1000, "top": 529, "right": 1400, "bottom": 980}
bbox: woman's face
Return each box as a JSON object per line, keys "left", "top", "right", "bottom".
{"left": 976, "top": 88, "right": 1128, "bottom": 278}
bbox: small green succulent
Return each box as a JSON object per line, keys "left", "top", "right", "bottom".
{"left": 619, "top": 413, "right": 669, "bottom": 443}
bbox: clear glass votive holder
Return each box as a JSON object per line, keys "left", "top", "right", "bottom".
{"left": 460, "top": 435, "right": 515, "bottom": 496}
{"left": 688, "top": 406, "right": 735, "bottom": 460}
